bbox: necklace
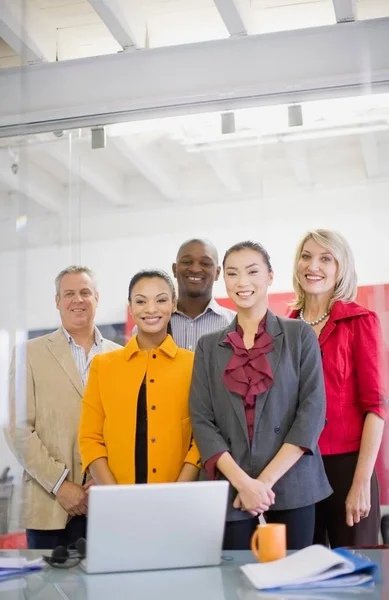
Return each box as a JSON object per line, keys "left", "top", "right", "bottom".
{"left": 299, "top": 308, "right": 329, "bottom": 326}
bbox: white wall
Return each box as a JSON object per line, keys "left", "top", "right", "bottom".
{"left": 0, "top": 179, "right": 388, "bottom": 332}
{"left": 1, "top": 179, "right": 389, "bottom": 482}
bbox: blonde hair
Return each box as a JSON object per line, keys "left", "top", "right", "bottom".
{"left": 291, "top": 229, "right": 357, "bottom": 310}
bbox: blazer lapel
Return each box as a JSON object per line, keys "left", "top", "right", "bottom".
{"left": 46, "top": 329, "right": 84, "bottom": 397}
{"left": 217, "top": 318, "right": 250, "bottom": 448}
{"left": 264, "top": 311, "right": 284, "bottom": 379}
{"left": 318, "top": 319, "right": 336, "bottom": 346}
{"left": 253, "top": 311, "right": 284, "bottom": 435}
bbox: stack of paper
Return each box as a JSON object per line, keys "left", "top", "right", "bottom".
{"left": 0, "top": 556, "right": 44, "bottom": 583}
{"left": 241, "top": 545, "right": 378, "bottom": 591}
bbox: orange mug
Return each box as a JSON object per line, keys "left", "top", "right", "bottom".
{"left": 250, "top": 523, "right": 287, "bottom": 563}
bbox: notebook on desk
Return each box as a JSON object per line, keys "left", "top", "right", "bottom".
{"left": 82, "top": 480, "right": 229, "bottom": 574}
{"left": 241, "top": 545, "right": 378, "bottom": 591}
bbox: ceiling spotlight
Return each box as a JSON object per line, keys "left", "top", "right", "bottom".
{"left": 91, "top": 126, "right": 106, "bottom": 149}
{"left": 288, "top": 105, "right": 303, "bottom": 127}
{"left": 221, "top": 112, "right": 236, "bottom": 135}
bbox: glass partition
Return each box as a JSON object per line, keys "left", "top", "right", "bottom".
{"left": 1, "top": 90, "right": 388, "bottom": 536}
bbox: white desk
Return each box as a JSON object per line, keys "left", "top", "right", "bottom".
{"left": 0, "top": 550, "right": 387, "bottom": 600}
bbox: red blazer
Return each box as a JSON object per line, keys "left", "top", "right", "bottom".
{"left": 290, "top": 301, "right": 387, "bottom": 455}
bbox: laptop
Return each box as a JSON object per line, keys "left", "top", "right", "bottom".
{"left": 82, "top": 480, "right": 229, "bottom": 574}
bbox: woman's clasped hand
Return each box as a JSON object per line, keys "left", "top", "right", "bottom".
{"left": 233, "top": 477, "right": 275, "bottom": 515}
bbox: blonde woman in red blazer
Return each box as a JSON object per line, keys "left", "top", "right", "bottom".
{"left": 290, "top": 229, "right": 387, "bottom": 547}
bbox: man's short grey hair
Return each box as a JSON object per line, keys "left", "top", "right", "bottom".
{"left": 55, "top": 266, "right": 97, "bottom": 296}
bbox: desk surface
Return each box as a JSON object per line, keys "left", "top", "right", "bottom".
{"left": 0, "top": 550, "right": 388, "bottom": 600}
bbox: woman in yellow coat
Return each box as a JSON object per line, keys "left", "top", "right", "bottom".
{"left": 79, "top": 270, "right": 200, "bottom": 485}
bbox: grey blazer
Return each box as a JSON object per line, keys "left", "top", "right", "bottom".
{"left": 189, "top": 311, "right": 332, "bottom": 521}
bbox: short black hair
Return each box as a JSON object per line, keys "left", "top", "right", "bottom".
{"left": 222, "top": 241, "right": 273, "bottom": 272}
{"left": 128, "top": 270, "right": 176, "bottom": 302}
{"left": 176, "top": 238, "right": 219, "bottom": 264}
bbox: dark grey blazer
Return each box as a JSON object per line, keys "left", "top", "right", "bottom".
{"left": 189, "top": 311, "right": 332, "bottom": 521}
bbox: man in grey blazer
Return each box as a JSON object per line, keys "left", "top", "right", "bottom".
{"left": 5, "top": 266, "right": 121, "bottom": 549}
{"left": 190, "top": 311, "right": 332, "bottom": 549}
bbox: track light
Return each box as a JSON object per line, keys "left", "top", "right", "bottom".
{"left": 221, "top": 112, "right": 236, "bottom": 135}
{"left": 288, "top": 105, "right": 303, "bottom": 128}
{"left": 91, "top": 126, "right": 106, "bottom": 149}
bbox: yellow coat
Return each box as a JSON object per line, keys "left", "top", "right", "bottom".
{"left": 79, "top": 334, "right": 200, "bottom": 484}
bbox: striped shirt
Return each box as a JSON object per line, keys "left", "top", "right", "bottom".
{"left": 170, "top": 299, "right": 236, "bottom": 350}
{"left": 62, "top": 326, "right": 103, "bottom": 387}
{"left": 52, "top": 326, "right": 103, "bottom": 495}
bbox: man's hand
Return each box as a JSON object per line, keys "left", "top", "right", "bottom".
{"left": 56, "top": 481, "right": 88, "bottom": 517}
{"left": 233, "top": 478, "right": 275, "bottom": 516}
{"left": 83, "top": 478, "right": 95, "bottom": 491}
{"left": 82, "top": 478, "right": 95, "bottom": 506}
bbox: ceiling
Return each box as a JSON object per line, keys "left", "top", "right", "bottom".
{"left": 1, "top": 1, "right": 389, "bottom": 251}
{"left": 1, "top": 94, "right": 389, "bottom": 229}
{"left": 1, "top": 0, "right": 389, "bottom": 68}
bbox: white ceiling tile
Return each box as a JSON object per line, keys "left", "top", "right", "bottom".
{"left": 357, "top": 0, "right": 389, "bottom": 19}
{"left": 57, "top": 23, "right": 120, "bottom": 60}
{"left": 1, "top": 0, "right": 388, "bottom": 68}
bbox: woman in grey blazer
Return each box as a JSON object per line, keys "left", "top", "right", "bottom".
{"left": 189, "top": 241, "right": 332, "bottom": 550}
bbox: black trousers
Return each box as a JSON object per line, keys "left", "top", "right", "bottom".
{"left": 223, "top": 504, "right": 315, "bottom": 551}
{"left": 26, "top": 515, "right": 87, "bottom": 550}
{"left": 314, "top": 453, "right": 380, "bottom": 548}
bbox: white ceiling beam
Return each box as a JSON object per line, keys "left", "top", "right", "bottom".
{"left": 39, "top": 142, "right": 129, "bottom": 207}
{"left": 332, "top": 0, "right": 357, "bottom": 23}
{"left": 360, "top": 133, "right": 381, "bottom": 178}
{"left": 88, "top": 0, "right": 147, "bottom": 50}
{"left": 213, "top": 0, "right": 251, "bottom": 36}
{"left": 1, "top": 18, "right": 389, "bottom": 136}
{"left": 284, "top": 142, "right": 313, "bottom": 186}
{"left": 0, "top": 0, "right": 56, "bottom": 64}
{"left": 0, "top": 149, "right": 63, "bottom": 214}
{"left": 203, "top": 150, "right": 243, "bottom": 193}
{"left": 112, "top": 138, "right": 180, "bottom": 202}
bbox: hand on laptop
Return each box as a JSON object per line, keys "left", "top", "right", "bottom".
{"left": 233, "top": 478, "right": 275, "bottom": 516}
{"left": 56, "top": 481, "right": 88, "bottom": 516}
